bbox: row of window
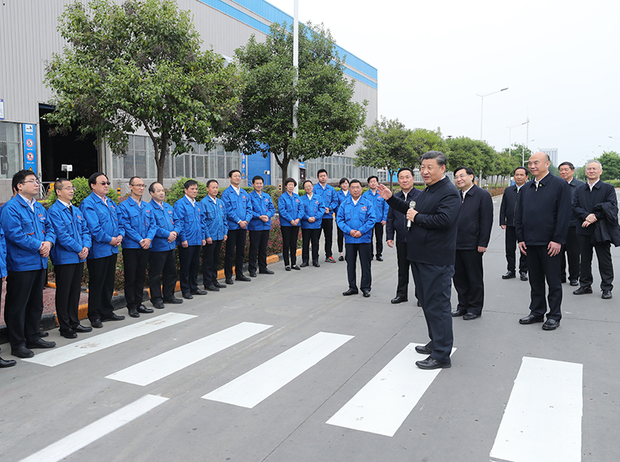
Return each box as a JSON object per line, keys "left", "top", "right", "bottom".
{"left": 0, "top": 122, "right": 23, "bottom": 179}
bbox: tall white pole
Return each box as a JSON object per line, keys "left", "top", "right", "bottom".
{"left": 289, "top": 0, "right": 300, "bottom": 191}
{"left": 476, "top": 87, "right": 508, "bottom": 141}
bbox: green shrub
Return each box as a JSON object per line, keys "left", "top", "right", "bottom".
{"left": 46, "top": 176, "right": 119, "bottom": 207}
{"left": 606, "top": 180, "right": 620, "bottom": 188}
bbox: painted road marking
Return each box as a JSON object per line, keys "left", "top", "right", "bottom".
{"left": 23, "top": 312, "right": 195, "bottom": 367}
{"left": 326, "top": 343, "right": 455, "bottom": 437}
{"left": 106, "top": 322, "right": 272, "bottom": 386}
{"left": 203, "top": 332, "right": 354, "bottom": 408}
{"left": 490, "top": 356, "right": 583, "bottom": 462}
{"left": 18, "top": 394, "right": 168, "bottom": 462}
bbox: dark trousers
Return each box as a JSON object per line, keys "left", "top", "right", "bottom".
{"left": 178, "top": 245, "right": 200, "bottom": 294}
{"left": 87, "top": 254, "right": 117, "bottom": 322}
{"left": 345, "top": 242, "right": 372, "bottom": 291}
{"left": 526, "top": 245, "right": 562, "bottom": 320}
{"left": 320, "top": 218, "right": 334, "bottom": 258}
{"left": 225, "top": 228, "right": 247, "bottom": 279}
{"left": 149, "top": 249, "right": 177, "bottom": 301}
{"left": 411, "top": 261, "right": 454, "bottom": 364}
{"left": 281, "top": 226, "right": 299, "bottom": 266}
{"left": 370, "top": 222, "right": 384, "bottom": 258}
{"left": 336, "top": 224, "right": 345, "bottom": 254}
{"left": 202, "top": 240, "right": 223, "bottom": 287}
{"left": 123, "top": 248, "right": 149, "bottom": 310}
{"left": 4, "top": 269, "right": 46, "bottom": 349}
{"left": 578, "top": 234, "right": 614, "bottom": 291}
{"left": 454, "top": 249, "right": 484, "bottom": 315}
{"left": 505, "top": 226, "right": 527, "bottom": 273}
{"left": 561, "top": 226, "right": 580, "bottom": 282}
{"left": 395, "top": 241, "right": 415, "bottom": 299}
{"left": 55, "top": 262, "right": 84, "bottom": 334}
{"left": 249, "top": 230, "right": 269, "bottom": 273}
{"left": 302, "top": 228, "right": 321, "bottom": 264}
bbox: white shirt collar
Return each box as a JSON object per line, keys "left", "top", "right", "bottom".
{"left": 588, "top": 179, "right": 600, "bottom": 191}
{"left": 58, "top": 199, "right": 72, "bottom": 208}
{"left": 19, "top": 193, "right": 36, "bottom": 210}
{"left": 232, "top": 185, "right": 241, "bottom": 195}
{"left": 185, "top": 194, "right": 196, "bottom": 206}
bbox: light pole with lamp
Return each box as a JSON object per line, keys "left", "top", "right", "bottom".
{"left": 507, "top": 121, "right": 527, "bottom": 159}
{"left": 477, "top": 87, "right": 508, "bottom": 141}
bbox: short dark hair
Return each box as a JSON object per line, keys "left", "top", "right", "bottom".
{"left": 317, "top": 169, "right": 328, "bottom": 177}
{"left": 339, "top": 177, "right": 349, "bottom": 186}
{"left": 54, "top": 178, "right": 70, "bottom": 194}
{"left": 421, "top": 151, "right": 447, "bottom": 167}
{"left": 397, "top": 167, "right": 414, "bottom": 178}
{"left": 367, "top": 175, "right": 379, "bottom": 184}
{"left": 558, "top": 161, "right": 575, "bottom": 170}
{"left": 184, "top": 179, "right": 198, "bottom": 189}
{"left": 148, "top": 182, "right": 162, "bottom": 194}
{"left": 252, "top": 175, "right": 264, "bottom": 184}
{"left": 13, "top": 170, "right": 37, "bottom": 193}
{"left": 88, "top": 172, "right": 108, "bottom": 190}
{"left": 228, "top": 169, "right": 241, "bottom": 178}
{"left": 284, "top": 177, "right": 297, "bottom": 187}
{"left": 514, "top": 166, "right": 529, "bottom": 176}
{"left": 454, "top": 166, "right": 474, "bottom": 176}
{"left": 129, "top": 176, "right": 142, "bottom": 186}
{"left": 302, "top": 179, "right": 313, "bottom": 189}
{"left": 349, "top": 179, "right": 362, "bottom": 187}
{"left": 206, "top": 179, "right": 219, "bottom": 188}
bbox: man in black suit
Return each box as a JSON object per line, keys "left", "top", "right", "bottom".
{"left": 559, "top": 161, "right": 585, "bottom": 286}
{"left": 452, "top": 166, "right": 493, "bottom": 320}
{"left": 378, "top": 151, "right": 461, "bottom": 370}
{"left": 572, "top": 160, "right": 616, "bottom": 299}
{"left": 499, "top": 166, "right": 529, "bottom": 281}
{"left": 516, "top": 152, "right": 571, "bottom": 331}
{"left": 386, "top": 167, "right": 421, "bottom": 304}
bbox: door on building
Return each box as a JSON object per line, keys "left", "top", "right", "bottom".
{"left": 246, "top": 152, "right": 271, "bottom": 186}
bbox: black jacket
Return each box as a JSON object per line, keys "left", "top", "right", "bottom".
{"left": 387, "top": 176, "right": 461, "bottom": 266}
{"left": 456, "top": 184, "right": 493, "bottom": 250}
{"left": 566, "top": 178, "right": 586, "bottom": 227}
{"left": 386, "top": 188, "right": 422, "bottom": 243}
{"left": 515, "top": 173, "right": 571, "bottom": 245}
{"left": 499, "top": 184, "right": 523, "bottom": 227}
{"left": 592, "top": 202, "right": 620, "bottom": 245}
{"left": 573, "top": 180, "right": 617, "bottom": 237}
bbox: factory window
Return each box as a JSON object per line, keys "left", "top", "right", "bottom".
{"left": 0, "top": 122, "right": 23, "bottom": 179}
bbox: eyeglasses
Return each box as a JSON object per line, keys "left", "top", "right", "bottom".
{"left": 99, "top": 181, "right": 111, "bottom": 186}
{"left": 22, "top": 179, "right": 39, "bottom": 185}
{"left": 131, "top": 184, "right": 146, "bottom": 188}
{"left": 62, "top": 186, "right": 75, "bottom": 190}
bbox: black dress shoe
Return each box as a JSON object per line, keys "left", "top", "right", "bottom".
{"left": 312, "top": 262, "right": 320, "bottom": 267}
{"left": 163, "top": 296, "right": 184, "bottom": 303}
{"left": 415, "top": 344, "right": 432, "bottom": 355}
{"left": 138, "top": 305, "right": 154, "bottom": 313}
{"left": 362, "top": 290, "right": 371, "bottom": 298}
{"left": 285, "top": 266, "right": 291, "bottom": 271}
{"left": 249, "top": 271, "right": 257, "bottom": 277}
{"left": 60, "top": 330, "right": 77, "bottom": 339}
{"left": 376, "top": 256, "right": 383, "bottom": 262}
{"left": 102, "top": 313, "right": 125, "bottom": 322}
{"left": 91, "top": 319, "right": 103, "bottom": 329}
{"left": 417, "top": 300, "right": 422, "bottom": 307}
{"left": 26, "top": 339, "right": 56, "bottom": 349}
{"left": 519, "top": 314, "right": 544, "bottom": 324}
{"left": 451, "top": 309, "right": 467, "bottom": 317}
{"left": 300, "top": 262, "right": 309, "bottom": 268}
{"left": 205, "top": 284, "right": 220, "bottom": 292}
{"left": 191, "top": 289, "right": 208, "bottom": 295}
{"left": 259, "top": 269, "right": 274, "bottom": 275}
{"left": 416, "top": 356, "right": 451, "bottom": 370}
{"left": 342, "top": 289, "right": 359, "bottom": 296}
{"left": 236, "top": 275, "right": 251, "bottom": 282}
{"left": 463, "top": 313, "right": 481, "bottom": 321}
{"left": 182, "top": 292, "right": 193, "bottom": 300}
{"left": 39, "top": 331, "right": 49, "bottom": 338}
{"left": 542, "top": 319, "right": 560, "bottom": 330}
{"left": 573, "top": 286, "right": 592, "bottom": 295}
{"left": 128, "top": 308, "right": 140, "bottom": 318}
{"left": 391, "top": 296, "right": 408, "bottom": 304}
{"left": 11, "top": 347, "right": 34, "bottom": 359}
{"left": 520, "top": 272, "right": 528, "bottom": 281}
{"left": 214, "top": 282, "right": 227, "bottom": 289}
{"left": 225, "top": 278, "right": 235, "bottom": 284}
{"left": 569, "top": 279, "right": 579, "bottom": 286}
{"left": 152, "top": 299, "right": 165, "bottom": 309}
{"left": 338, "top": 255, "right": 344, "bottom": 261}
{"left": 0, "top": 357, "right": 17, "bottom": 368}
{"left": 73, "top": 324, "right": 92, "bottom": 333}
{"left": 502, "top": 271, "right": 516, "bottom": 279}
{"left": 602, "top": 290, "right": 612, "bottom": 299}
{"left": 291, "top": 265, "right": 301, "bottom": 270}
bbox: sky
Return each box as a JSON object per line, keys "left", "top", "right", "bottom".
{"left": 265, "top": 0, "right": 620, "bottom": 167}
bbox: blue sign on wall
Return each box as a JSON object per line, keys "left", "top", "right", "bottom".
{"left": 23, "top": 123, "right": 37, "bottom": 174}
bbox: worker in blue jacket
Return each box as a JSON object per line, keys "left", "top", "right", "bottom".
{"left": 278, "top": 177, "right": 304, "bottom": 271}
{"left": 363, "top": 175, "right": 389, "bottom": 261}
{"left": 147, "top": 182, "right": 182, "bottom": 308}
{"left": 81, "top": 172, "right": 125, "bottom": 328}
{"left": 336, "top": 179, "right": 376, "bottom": 298}
{"left": 314, "top": 169, "right": 339, "bottom": 263}
{"left": 300, "top": 180, "right": 325, "bottom": 267}
{"left": 221, "top": 169, "right": 253, "bottom": 283}
{"left": 200, "top": 179, "right": 228, "bottom": 291}
{"left": 1, "top": 170, "right": 57, "bottom": 358}
{"left": 48, "top": 178, "right": 92, "bottom": 339}
{"left": 247, "top": 175, "right": 276, "bottom": 277}
{"left": 334, "top": 178, "right": 350, "bottom": 261}
{"left": 173, "top": 179, "right": 207, "bottom": 299}
{"left": 118, "top": 176, "right": 156, "bottom": 318}
{"left": 0, "top": 225, "right": 15, "bottom": 367}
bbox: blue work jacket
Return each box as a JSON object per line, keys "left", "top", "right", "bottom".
{"left": 0, "top": 226, "right": 7, "bottom": 278}
{"left": 336, "top": 195, "right": 376, "bottom": 244}
{"left": 48, "top": 200, "right": 92, "bottom": 265}
{"left": 278, "top": 192, "right": 304, "bottom": 227}
{"left": 313, "top": 183, "right": 337, "bottom": 220}
{"left": 200, "top": 196, "right": 228, "bottom": 241}
{"left": 118, "top": 197, "right": 157, "bottom": 249}
{"left": 147, "top": 200, "right": 179, "bottom": 252}
{"left": 362, "top": 189, "right": 388, "bottom": 223}
{"left": 334, "top": 189, "right": 350, "bottom": 216}
{"left": 300, "top": 194, "right": 325, "bottom": 230}
{"left": 173, "top": 196, "right": 205, "bottom": 246}
{"left": 248, "top": 191, "right": 275, "bottom": 231}
{"left": 80, "top": 192, "right": 122, "bottom": 260}
{"left": 221, "top": 186, "right": 253, "bottom": 231}
{"left": 1, "top": 195, "right": 56, "bottom": 271}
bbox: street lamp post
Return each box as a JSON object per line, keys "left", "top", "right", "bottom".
{"left": 507, "top": 121, "right": 527, "bottom": 159}
{"left": 477, "top": 87, "right": 508, "bottom": 141}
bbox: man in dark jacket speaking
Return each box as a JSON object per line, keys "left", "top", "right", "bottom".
{"left": 378, "top": 151, "right": 460, "bottom": 370}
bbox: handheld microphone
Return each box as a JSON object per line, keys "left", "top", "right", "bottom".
{"left": 406, "top": 201, "right": 416, "bottom": 231}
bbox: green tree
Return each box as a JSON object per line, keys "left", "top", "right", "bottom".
{"left": 224, "top": 22, "right": 367, "bottom": 180}
{"left": 44, "top": 0, "right": 242, "bottom": 184}
{"left": 407, "top": 128, "right": 447, "bottom": 167}
{"left": 355, "top": 117, "right": 413, "bottom": 190}
{"left": 445, "top": 137, "right": 497, "bottom": 179}
{"left": 596, "top": 151, "right": 620, "bottom": 180}
{"left": 500, "top": 143, "right": 533, "bottom": 168}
